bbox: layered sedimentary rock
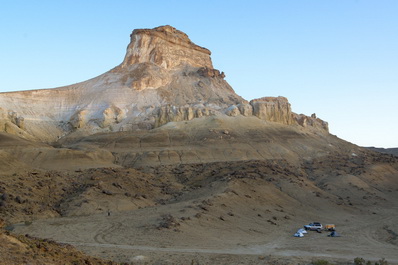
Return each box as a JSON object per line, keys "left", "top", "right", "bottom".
{"left": 0, "top": 25, "right": 328, "bottom": 141}
{"left": 154, "top": 105, "right": 213, "bottom": 127}
{"left": 237, "top": 103, "right": 253, "bottom": 117}
{"left": 121, "top": 25, "right": 213, "bottom": 69}
{"left": 293, "top": 113, "right": 329, "bottom": 132}
{"left": 250, "top": 96, "right": 293, "bottom": 125}
{"left": 0, "top": 107, "right": 29, "bottom": 137}
{"left": 223, "top": 97, "right": 328, "bottom": 132}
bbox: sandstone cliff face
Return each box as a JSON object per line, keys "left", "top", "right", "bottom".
{"left": 222, "top": 97, "right": 328, "bottom": 132}
{"left": 237, "top": 104, "right": 253, "bottom": 116}
{"left": 155, "top": 105, "right": 213, "bottom": 127}
{"left": 121, "top": 25, "right": 212, "bottom": 69}
{"left": 250, "top": 96, "right": 293, "bottom": 125}
{"left": 0, "top": 25, "right": 329, "bottom": 141}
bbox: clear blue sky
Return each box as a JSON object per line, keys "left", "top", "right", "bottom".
{"left": 0, "top": 0, "right": 397, "bottom": 147}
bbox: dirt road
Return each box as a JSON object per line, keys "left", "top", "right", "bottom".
{"left": 13, "top": 200, "right": 398, "bottom": 265}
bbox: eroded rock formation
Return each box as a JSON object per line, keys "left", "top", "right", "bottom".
{"left": 154, "top": 105, "right": 213, "bottom": 127}
{"left": 223, "top": 97, "right": 328, "bottom": 132}
{"left": 120, "top": 25, "right": 212, "bottom": 69}
{"left": 293, "top": 113, "right": 329, "bottom": 131}
{"left": 250, "top": 97, "right": 294, "bottom": 125}
{"left": 0, "top": 108, "right": 27, "bottom": 136}
{"left": 0, "top": 25, "right": 329, "bottom": 141}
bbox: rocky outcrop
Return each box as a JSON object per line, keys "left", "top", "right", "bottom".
{"left": 250, "top": 97, "right": 293, "bottom": 125}
{"left": 154, "top": 105, "right": 212, "bottom": 127}
{"left": 69, "top": 110, "right": 89, "bottom": 129}
{"left": 225, "top": 105, "right": 240, "bottom": 117}
{"left": 120, "top": 25, "right": 212, "bottom": 69}
{"left": 197, "top": 67, "right": 225, "bottom": 79}
{"left": 222, "top": 99, "right": 328, "bottom": 132}
{"left": 0, "top": 108, "right": 26, "bottom": 135}
{"left": 68, "top": 106, "right": 126, "bottom": 130}
{"left": 7, "top": 111, "right": 25, "bottom": 130}
{"left": 100, "top": 106, "right": 125, "bottom": 128}
{"left": 293, "top": 113, "right": 329, "bottom": 132}
{"left": 237, "top": 103, "right": 253, "bottom": 117}
{"left": 122, "top": 62, "right": 170, "bottom": 91}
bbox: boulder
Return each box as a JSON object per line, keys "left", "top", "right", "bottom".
{"left": 237, "top": 103, "right": 253, "bottom": 116}
{"left": 225, "top": 105, "right": 240, "bottom": 117}
{"left": 100, "top": 106, "right": 125, "bottom": 128}
{"left": 69, "top": 110, "right": 89, "bottom": 129}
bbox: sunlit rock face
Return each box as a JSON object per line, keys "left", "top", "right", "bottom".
{"left": 121, "top": 25, "right": 213, "bottom": 69}
{"left": 0, "top": 25, "right": 327, "bottom": 141}
{"left": 250, "top": 97, "right": 294, "bottom": 125}
{"left": 293, "top": 113, "right": 329, "bottom": 132}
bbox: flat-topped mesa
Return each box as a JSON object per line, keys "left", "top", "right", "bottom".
{"left": 121, "top": 25, "right": 213, "bottom": 69}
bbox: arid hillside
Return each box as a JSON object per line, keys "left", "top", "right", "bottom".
{"left": 367, "top": 147, "right": 398, "bottom": 156}
{"left": 1, "top": 26, "right": 397, "bottom": 265}
{"left": 0, "top": 221, "right": 117, "bottom": 265}
{"left": 2, "top": 115, "right": 397, "bottom": 264}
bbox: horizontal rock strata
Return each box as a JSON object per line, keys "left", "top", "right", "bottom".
{"left": 0, "top": 25, "right": 329, "bottom": 141}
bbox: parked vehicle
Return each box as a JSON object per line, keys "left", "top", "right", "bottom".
{"left": 324, "top": 224, "right": 336, "bottom": 231}
{"left": 304, "top": 222, "right": 323, "bottom": 231}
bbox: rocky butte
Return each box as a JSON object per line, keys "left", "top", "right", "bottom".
{"left": 0, "top": 25, "right": 327, "bottom": 142}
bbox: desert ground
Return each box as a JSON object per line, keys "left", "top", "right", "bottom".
{"left": 0, "top": 116, "right": 396, "bottom": 265}
{"left": 13, "top": 183, "right": 398, "bottom": 265}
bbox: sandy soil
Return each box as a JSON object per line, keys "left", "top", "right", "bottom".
{"left": 13, "top": 163, "right": 398, "bottom": 264}
{"left": 2, "top": 117, "right": 398, "bottom": 264}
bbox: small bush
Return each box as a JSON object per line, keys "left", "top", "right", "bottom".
{"left": 312, "top": 259, "right": 330, "bottom": 265}
{"left": 354, "top": 257, "right": 366, "bottom": 265}
{"left": 157, "top": 214, "right": 180, "bottom": 229}
{"left": 1, "top": 193, "right": 8, "bottom": 201}
{"left": 376, "top": 258, "right": 388, "bottom": 265}
{"left": 354, "top": 257, "right": 388, "bottom": 265}
{"left": 15, "top": 195, "right": 23, "bottom": 204}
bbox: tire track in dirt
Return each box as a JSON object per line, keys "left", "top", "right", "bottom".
{"left": 93, "top": 221, "right": 123, "bottom": 244}
{"left": 57, "top": 241, "right": 258, "bottom": 255}
{"left": 364, "top": 214, "right": 397, "bottom": 247}
{"left": 342, "top": 212, "right": 398, "bottom": 260}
